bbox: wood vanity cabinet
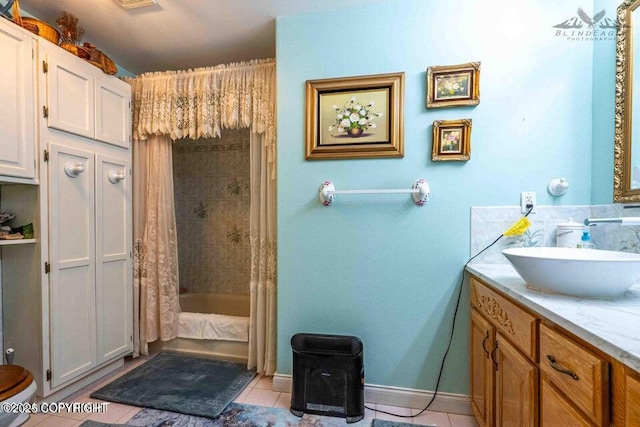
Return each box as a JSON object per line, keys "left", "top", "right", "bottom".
{"left": 470, "top": 275, "right": 640, "bottom": 427}
{"left": 470, "top": 277, "right": 538, "bottom": 426}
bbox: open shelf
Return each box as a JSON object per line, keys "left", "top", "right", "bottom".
{"left": 0, "top": 238, "right": 36, "bottom": 246}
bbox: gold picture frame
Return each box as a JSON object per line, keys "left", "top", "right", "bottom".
{"left": 426, "top": 62, "right": 480, "bottom": 109}
{"left": 305, "top": 72, "right": 405, "bottom": 160}
{"left": 432, "top": 119, "right": 472, "bottom": 161}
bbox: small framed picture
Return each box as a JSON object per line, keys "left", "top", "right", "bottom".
{"left": 432, "top": 119, "right": 472, "bottom": 161}
{"left": 426, "top": 62, "right": 480, "bottom": 108}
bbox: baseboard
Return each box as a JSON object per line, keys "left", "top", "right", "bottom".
{"left": 272, "top": 373, "right": 472, "bottom": 416}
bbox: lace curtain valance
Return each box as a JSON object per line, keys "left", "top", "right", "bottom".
{"left": 126, "top": 59, "right": 276, "bottom": 164}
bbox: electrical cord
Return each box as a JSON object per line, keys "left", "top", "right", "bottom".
{"left": 366, "top": 206, "right": 534, "bottom": 419}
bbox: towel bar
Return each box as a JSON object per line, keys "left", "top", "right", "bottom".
{"left": 319, "top": 179, "right": 430, "bottom": 206}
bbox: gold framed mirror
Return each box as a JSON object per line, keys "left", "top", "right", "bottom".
{"left": 615, "top": 0, "right": 640, "bottom": 202}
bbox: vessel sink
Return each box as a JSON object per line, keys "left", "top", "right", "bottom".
{"left": 501, "top": 247, "right": 640, "bottom": 297}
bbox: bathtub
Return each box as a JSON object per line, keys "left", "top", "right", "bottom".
{"left": 151, "top": 293, "right": 250, "bottom": 363}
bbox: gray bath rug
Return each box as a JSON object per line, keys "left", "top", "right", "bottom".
{"left": 80, "top": 404, "right": 405, "bottom": 426}
{"left": 90, "top": 352, "right": 256, "bottom": 419}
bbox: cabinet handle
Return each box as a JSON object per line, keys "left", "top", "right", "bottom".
{"left": 546, "top": 355, "right": 579, "bottom": 380}
{"left": 482, "top": 331, "right": 490, "bottom": 358}
{"left": 490, "top": 341, "right": 499, "bottom": 371}
{"left": 64, "top": 162, "right": 85, "bottom": 178}
{"left": 108, "top": 170, "right": 126, "bottom": 184}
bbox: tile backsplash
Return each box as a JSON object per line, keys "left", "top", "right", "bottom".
{"left": 470, "top": 204, "right": 640, "bottom": 264}
{"left": 172, "top": 129, "right": 250, "bottom": 295}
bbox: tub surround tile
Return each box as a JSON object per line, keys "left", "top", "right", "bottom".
{"left": 466, "top": 263, "right": 640, "bottom": 373}
{"left": 173, "top": 129, "right": 250, "bottom": 296}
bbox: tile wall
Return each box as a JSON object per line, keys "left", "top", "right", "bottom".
{"left": 172, "top": 129, "right": 251, "bottom": 295}
{"left": 470, "top": 204, "right": 640, "bottom": 264}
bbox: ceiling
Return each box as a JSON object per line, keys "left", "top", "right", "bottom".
{"left": 17, "top": 0, "right": 390, "bottom": 75}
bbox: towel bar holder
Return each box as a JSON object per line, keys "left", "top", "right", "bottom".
{"left": 319, "top": 179, "right": 430, "bottom": 207}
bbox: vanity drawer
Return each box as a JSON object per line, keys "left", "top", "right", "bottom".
{"left": 539, "top": 324, "right": 608, "bottom": 425}
{"left": 470, "top": 277, "right": 538, "bottom": 360}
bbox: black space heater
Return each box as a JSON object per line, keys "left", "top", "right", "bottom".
{"left": 290, "top": 333, "right": 364, "bottom": 423}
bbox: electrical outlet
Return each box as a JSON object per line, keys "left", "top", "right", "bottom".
{"left": 521, "top": 191, "right": 536, "bottom": 214}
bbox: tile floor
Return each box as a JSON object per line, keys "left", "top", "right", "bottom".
{"left": 24, "top": 355, "right": 478, "bottom": 427}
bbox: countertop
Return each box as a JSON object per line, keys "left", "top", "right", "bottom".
{"left": 466, "top": 263, "right": 640, "bottom": 373}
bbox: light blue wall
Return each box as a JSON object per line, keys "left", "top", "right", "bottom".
{"left": 276, "top": 0, "right": 593, "bottom": 393}
{"left": 592, "top": 0, "right": 619, "bottom": 203}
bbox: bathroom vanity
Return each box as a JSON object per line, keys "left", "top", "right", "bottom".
{"left": 466, "top": 264, "right": 640, "bottom": 426}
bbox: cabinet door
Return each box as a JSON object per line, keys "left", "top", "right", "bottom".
{"left": 624, "top": 371, "right": 640, "bottom": 425}
{"left": 48, "top": 142, "right": 97, "bottom": 387}
{"left": 95, "top": 77, "right": 131, "bottom": 149}
{"left": 0, "top": 21, "right": 36, "bottom": 179}
{"left": 471, "top": 309, "right": 495, "bottom": 427}
{"left": 495, "top": 333, "right": 538, "bottom": 427}
{"left": 96, "top": 154, "right": 132, "bottom": 363}
{"left": 44, "top": 45, "right": 95, "bottom": 139}
{"left": 541, "top": 378, "right": 592, "bottom": 426}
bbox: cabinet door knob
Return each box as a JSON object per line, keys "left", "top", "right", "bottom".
{"left": 108, "top": 170, "right": 126, "bottom": 184}
{"left": 546, "top": 355, "right": 579, "bottom": 380}
{"left": 64, "top": 162, "right": 85, "bottom": 178}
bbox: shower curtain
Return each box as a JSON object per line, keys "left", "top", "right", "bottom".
{"left": 128, "top": 60, "right": 277, "bottom": 373}
{"left": 248, "top": 130, "right": 277, "bottom": 375}
{"left": 132, "top": 134, "right": 180, "bottom": 356}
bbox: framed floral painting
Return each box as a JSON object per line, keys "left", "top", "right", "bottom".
{"left": 426, "top": 62, "right": 480, "bottom": 108}
{"left": 305, "top": 72, "right": 405, "bottom": 160}
{"left": 432, "top": 119, "right": 472, "bottom": 161}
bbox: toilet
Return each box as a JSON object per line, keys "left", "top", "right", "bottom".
{"left": 0, "top": 365, "right": 37, "bottom": 427}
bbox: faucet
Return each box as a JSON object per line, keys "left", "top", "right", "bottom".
{"left": 584, "top": 217, "right": 640, "bottom": 226}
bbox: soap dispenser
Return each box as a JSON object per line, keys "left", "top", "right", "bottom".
{"left": 577, "top": 227, "right": 595, "bottom": 249}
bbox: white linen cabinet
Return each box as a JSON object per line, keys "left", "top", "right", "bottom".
{"left": 0, "top": 17, "right": 37, "bottom": 181}
{"left": 46, "top": 137, "right": 132, "bottom": 389}
{"left": 1, "top": 34, "right": 132, "bottom": 400}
